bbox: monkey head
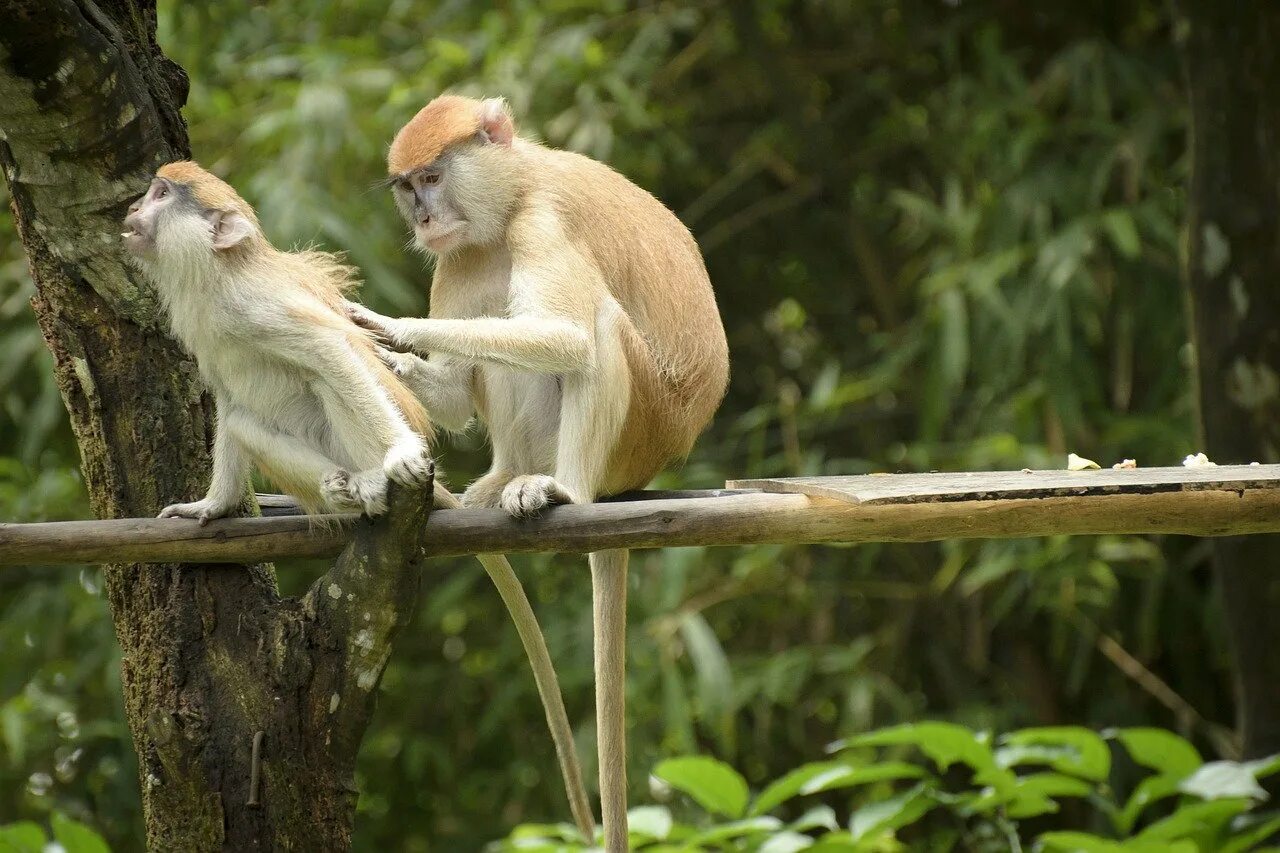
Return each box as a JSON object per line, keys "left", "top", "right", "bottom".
{"left": 123, "top": 161, "right": 260, "bottom": 260}
{"left": 386, "top": 95, "right": 520, "bottom": 255}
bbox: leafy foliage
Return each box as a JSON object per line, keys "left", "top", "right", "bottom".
{"left": 0, "top": 0, "right": 1247, "bottom": 850}
{"left": 498, "top": 725, "right": 1280, "bottom": 851}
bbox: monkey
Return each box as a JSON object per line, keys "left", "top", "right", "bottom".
{"left": 120, "top": 161, "right": 596, "bottom": 839}
{"left": 348, "top": 94, "right": 729, "bottom": 850}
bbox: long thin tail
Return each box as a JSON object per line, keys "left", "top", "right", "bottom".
{"left": 591, "top": 548, "right": 630, "bottom": 852}
{"left": 433, "top": 484, "right": 597, "bottom": 840}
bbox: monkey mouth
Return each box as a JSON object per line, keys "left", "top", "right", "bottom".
{"left": 415, "top": 222, "right": 465, "bottom": 253}
{"left": 120, "top": 228, "right": 152, "bottom": 254}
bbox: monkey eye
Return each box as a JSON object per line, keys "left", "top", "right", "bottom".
{"left": 422, "top": 173, "right": 440, "bottom": 185}
{"left": 156, "top": 184, "right": 168, "bottom": 198}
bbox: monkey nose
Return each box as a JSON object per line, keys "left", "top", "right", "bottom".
{"left": 418, "top": 213, "right": 431, "bottom": 226}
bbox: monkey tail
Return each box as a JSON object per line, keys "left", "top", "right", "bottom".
{"left": 432, "top": 484, "right": 597, "bottom": 841}
{"left": 590, "top": 548, "right": 630, "bottom": 852}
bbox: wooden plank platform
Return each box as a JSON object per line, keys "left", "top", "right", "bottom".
{"left": 728, "top": 464, "right": 1280, "bottom": 505}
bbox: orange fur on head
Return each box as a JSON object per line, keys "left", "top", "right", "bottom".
{"left": 387, "top": 94, "right": 485, "bottom": 175}
{"left": 157, "top": 161, "right": 260, "bottom": 225}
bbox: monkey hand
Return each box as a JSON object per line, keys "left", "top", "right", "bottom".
{"left": 158, "top": 498, "right": 235, "bottom": 526}
{"left": 344, "top": 300, "right": 402, "bottom": 346}
{"left": 383, "top": 441, "right": 435, "bottom": 489}
{"left": 376, "top": 348, "right": 428, "bottom": 378}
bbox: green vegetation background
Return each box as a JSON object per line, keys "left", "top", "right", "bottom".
{"left": 0, "top": 1, "right": 1234, "bottom": 849}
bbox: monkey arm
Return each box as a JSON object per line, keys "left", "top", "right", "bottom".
{"left": 383, "top": 316, "right": 592, "bottom": 374}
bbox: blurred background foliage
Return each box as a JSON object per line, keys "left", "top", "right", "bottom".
{"left": 0, "top": 0, "right": 1236, "bottom": 849}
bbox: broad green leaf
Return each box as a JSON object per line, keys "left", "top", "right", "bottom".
{"left": 1221, "top": 815, "right": 1280, "bottom": 853}
{"left": 509, "top": 822, "right": 581, "bottom": 842}
{"left": 1004, "top": 772, "right": 1094, "bottom": 818}
{"left": 1179, "top": 761, "right": 1268, "bottom": 801}
{"left": 838, "top": 723, "right": 1014, "bottom": 794}
{"left": 759, "top": 831, "right": 815, "bottom": 853}
{"left": 1109, "top": 728, "right": 1202, "bottom": 777}
{"left": 789, "top": 805, "right": 838, "bottom": 833}
{"left": 627, "top": 806, "right": 673, "bottom": 842}
{"left": 653, "top": 756, "right": 750, "bottom": 818}
{"left": 1136, "top": 798, "right": 1253, "bottom": 843}
{"left": 848, "top": 785, "right": 935, "bottom": 842}
{"left": 1101, "top": 209, "right": 1141, "bottom": 259}
{"left": 804, "top": 832, "right": 861, "bottom": 852}
{"left": 50, "top": 814, "right": 109, "bottom": 853}
{"left": 1117, "top": 774, "right": 1183, "bottom": 834}
{"left": 752, "top": 760, "right": 927, "bottom": 816}
{"left": 1038, "top": 831, "right": 1193, "bottom": 853}
{"left": 0, "top": 822, "right": 46, "bottom": 853}
{"left": 682, "top": 817, "right": 782, "bottom": 846}
{"left": 1245, "top": 754, "right": 1280, "bottom": 779}
{"left": 1001, "top": 727, "right": 1110, "bottom": 781}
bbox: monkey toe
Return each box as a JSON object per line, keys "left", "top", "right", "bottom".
{"left": 499, "top": 475, "right": 572, "bottom": 519}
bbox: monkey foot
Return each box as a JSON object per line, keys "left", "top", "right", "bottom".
{"left": 499, "top": 474, "right": 574, "bottom": 519}
{"left": 321, "top": 469, "right": 389, "bottom": 517}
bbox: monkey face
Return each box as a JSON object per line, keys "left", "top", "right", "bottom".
{"left": 124, "top": 172, "right": 257, "bottom": 260}
{"left": 390, "top": 161, "right": 469, "bottom": 254}
{"left": 122, "top": 177, "right": 180, "bottom": 255}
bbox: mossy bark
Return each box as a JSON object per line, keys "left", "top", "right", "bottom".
{"left": 1177, "top": 1, "right": 1280, "bottom": 757}
{"left": 0, "top": 2, "right": 432, "bottom": 848}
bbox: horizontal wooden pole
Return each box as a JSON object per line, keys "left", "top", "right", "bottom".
{"left": 3, "top": 486, "right": 1280, "bottom": 566}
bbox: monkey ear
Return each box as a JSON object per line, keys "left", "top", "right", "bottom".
{"left": 477, "top": 98, "right": 515, "bottom": 146}
{"left": 208, "top": 209, "right": 255, "bottom": 251}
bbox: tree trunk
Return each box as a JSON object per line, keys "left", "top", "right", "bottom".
{"left": 1177, "top": 1, "right": 1280, "bottom": 757}
{"left": 0, "top": 2, "right": 433, "bottom": 847}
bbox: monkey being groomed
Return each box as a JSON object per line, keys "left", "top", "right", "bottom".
{"left": 121, "top": 160, "right": 596, "bottom": 838}
{"left": 350, "top": 95, "right": 730, "bottom": 851}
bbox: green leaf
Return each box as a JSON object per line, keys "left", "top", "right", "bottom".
{"left": 1000, "top": 727, "right": 1110, "bottom": 781}
{"left": 50, "top": 814, "right": 110, "bottom": 853}
{"left": 1037, "top": 831, "right": 1194, "bottom": 853}
{"left": 682, "top": 817, "right": 782, "bottom": 846}
{"left": 0, "top": 822, "right": 47, "bottom": 853}
{"left": 627, "top": 806, "right": 673, "bottom": 842}
{"left": 804, "top": 832, "right": 861, "bottom": 852}
{"left": 752, "top": 761, "right": 927, "bottom": 816}
{"left": 653, "top": 756, "right": 750, "bottom": 818}
{"left": 1110, "top": 728, "right": 1202, "bottom": 777}
{"left": 1179, "top": 761, "right": 1269, "bottom": 801}
{"left": 1245, "top": 754, "right": 1280, "bottom": 779}
{"left": 789, "top": 805, "right": 838, "bottom": 833}
{"left": 759, "top": 831, "right": 815, "bottom": 853}
{"left": 1004, "top": 772, "right": 1094, "bottom": 819}
{"left": 1136, "top": 798, "right": 1253, "bottom": 843}
{"left": 837, "top": 723, "right": 1014, "bottom": 794}
{"left": 1221, "top": 815, "right": 1280, "bottom": 853}
{"left": 848, "top": 784, "right": 935, "bottom": 842}
{"left": 1101, "top": 209, "right": 1141, "bottom": 259}
{"left": 1117, "top": 774, "right": 1183, "bottom": 834}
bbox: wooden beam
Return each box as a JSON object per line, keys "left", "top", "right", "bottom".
{"left": 4, "top": 465, "right": 1280, "bottom": 566}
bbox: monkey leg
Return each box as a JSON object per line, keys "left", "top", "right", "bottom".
{"left": 223, "top": 412, "right": 386, "bottom": 516}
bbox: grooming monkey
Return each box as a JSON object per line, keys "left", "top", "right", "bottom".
{"left": 121, "top": 161, "right": 596, "bottom": 838}
{"left": 350, "top": 95, "right": 729, "bottom": 850}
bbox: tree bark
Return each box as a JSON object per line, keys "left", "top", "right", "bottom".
{"left": 0, "top": 2, "right": 435, "bottom": 847}
{"left": 1177, "top": 1, "right": 1280, "bottom": 757}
